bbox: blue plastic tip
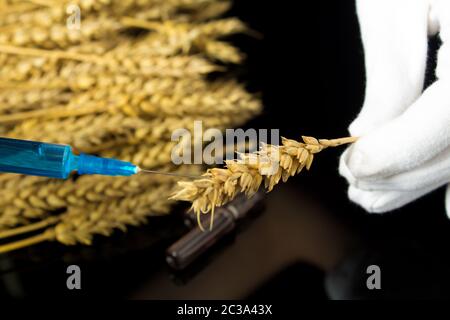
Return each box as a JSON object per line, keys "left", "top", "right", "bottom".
{"left": 77, "top": 153, "right": 138, "bottom": 177}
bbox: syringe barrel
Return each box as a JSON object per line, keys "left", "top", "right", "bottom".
{"left": 77, "top": 153, "right": 137, "bottom": 176}
{"left": 0, "top": 137, "right": 73, "bottom": 178}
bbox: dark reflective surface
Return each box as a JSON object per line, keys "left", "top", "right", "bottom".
{"left": 0, "top": 183, "right": 351, "bottom": 299}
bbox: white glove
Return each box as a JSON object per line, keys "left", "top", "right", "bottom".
{"left": 340, "top": 0, "right": 450, "bottom": 215}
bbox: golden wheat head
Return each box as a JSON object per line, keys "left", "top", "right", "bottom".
{"left": 170, "top": 136, "right": 357, "bottom": 230}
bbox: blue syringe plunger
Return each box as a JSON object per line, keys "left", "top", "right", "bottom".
{"left": 0, "top": 137, "right": 138, "bottom": 179}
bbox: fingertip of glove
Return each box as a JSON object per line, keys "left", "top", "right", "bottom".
{"left": 346, "top": 120, "right": 390, "bottom": 179}
{"left": 348, "top": 121, "right": 364, "bottom": 137}
{"left": 348, "top": 118, "right": 377, "bottom": 137}
{"left": 347, "top": 147, "right": 373, "bottom": 177}
{"left": 343, "top": 141, "right": 381, "bottom": 179}
{"left": 348, "top": 186, "right": 392, "bottom": 214}
{"left": 339, "top": 148, "right": 357, "bottom": 183}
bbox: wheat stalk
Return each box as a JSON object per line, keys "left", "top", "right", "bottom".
{"left": 171, "top": 136, "right": 357, "bottom": 230}
{"left": 0, "top": 79, "right": 259, "bottom": 122}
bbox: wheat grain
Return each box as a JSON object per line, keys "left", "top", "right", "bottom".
{"left": 199, "top": 39, "right": 245, "bottom": 63}
{"left": 190, "top": 0, "right": 232, "bottom": 21}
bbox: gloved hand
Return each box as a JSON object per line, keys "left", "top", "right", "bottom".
{"left": 340, "top": 0, "right": 450, "bottom": 215}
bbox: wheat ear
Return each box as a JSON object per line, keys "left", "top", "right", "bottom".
{"left": 170, "top": 136, "right": 357, "bottom": 231}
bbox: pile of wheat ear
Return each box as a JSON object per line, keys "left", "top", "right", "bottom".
{"left": 0, "top": 0, "right": 262, "bottom": 253}
{"left": 171, "top": 136, "right": 357, "bottom": 230}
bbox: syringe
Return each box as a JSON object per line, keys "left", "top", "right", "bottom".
{"left": 0, "top": 137, "right": 196, "bottom": 179}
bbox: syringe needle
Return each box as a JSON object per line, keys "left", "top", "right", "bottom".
{"left": 138, "top": 168, "right": 201, "bottom": 179}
